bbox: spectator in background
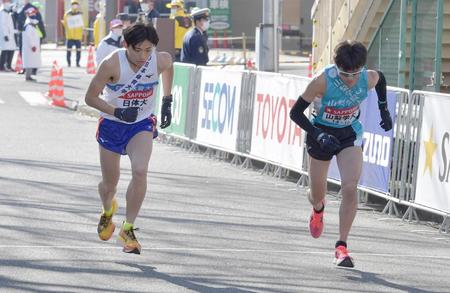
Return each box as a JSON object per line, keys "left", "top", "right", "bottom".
{"left": 22, "top": 7, "right": 41, "bottom": 81}
{"left": 139, "top": 0, "right": 160, "bottom": 23}
{"left": 30, "top": 1, "right": 45, "bottom": 75}
{"left": 125, "top": 0, "right": 141, "bottom": 14}
{"left": 16, "top": 0, "right": 45, "bottom": 43}
{"left": 116, "top": 13, "right": 132, "bottom": 29}
{"left": 0, "top": 0, "right": 17, "bottom": 72}
{"left": 93, "top": 12, "right": 105, "bottom": 48}
{"left": 30, "top": 1, "right": 45, "bottom": 42}
{"left": 181, "top": 8, "right": 210, "bottom": 66}
{"left": 167, "top": 0, "right": 192, "bottom": 61}
{"left": 96, "top": 19, "right": 123, "bottom": 66}
{"left": 15, "top": 0, "right": 44, "bottom": 74}
{"left": 62, "top": 0, "right": 85, "bottom": 67}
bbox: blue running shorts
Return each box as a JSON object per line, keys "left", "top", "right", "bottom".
{"left": 96, "top": 115, "right": 158, "bottom": 155}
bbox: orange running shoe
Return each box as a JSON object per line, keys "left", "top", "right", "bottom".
{"left": 118, "top": 223, "right": 142, "bottom": 254}
{"left": 334, "top": 245, "right": 354, "bottom": 267}
{"left": 309, "top": 202, "right": 324, "bottom": 238}
{"left": 97, "top": 198, "right": 118, "bottom": 241}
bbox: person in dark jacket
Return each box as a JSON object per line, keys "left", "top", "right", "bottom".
{"left": 180, "top": 7, "right": 210, "bottom": 66}
{"left": 16, "top": 0, "right": 45, "bottom": 45}
{"left": 139, "top": 0, "right": 160, "bottom": 23}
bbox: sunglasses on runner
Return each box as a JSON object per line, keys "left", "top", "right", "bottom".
{"left": 337, "top": 67, "right": 364, "bottom": 78}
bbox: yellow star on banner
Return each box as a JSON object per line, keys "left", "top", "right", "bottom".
{"left": 423, "top": 126, "right": 437, "bottom": 175}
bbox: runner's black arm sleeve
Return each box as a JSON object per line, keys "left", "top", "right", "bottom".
{"left": 289, "top": 96, "right": 318, "bottom": 137}
{"left": 375, "top": 70, "right": 388, "bottom": 110}
{"left": 375, "top": 70, "right": 393, "bottom": 131}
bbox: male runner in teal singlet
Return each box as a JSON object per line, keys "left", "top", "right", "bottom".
{"left": 290, "top": 40, "right": 392, "bottom": 267}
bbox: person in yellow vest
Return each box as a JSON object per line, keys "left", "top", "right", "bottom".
{"left": 167, "top": 0, "right": 192, "bottom": 61}
{"left": 93, "top": 12, "right": 105, "bottom": 48}
{"left": 62, "top": 0, "right": 85, "bottom": 67}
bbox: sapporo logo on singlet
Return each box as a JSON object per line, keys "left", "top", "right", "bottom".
{"left": 323, "top": 105, "right": 359, "bottom": 126}
{"left": 119, "top": 83, "right": 154, "bottom": 107}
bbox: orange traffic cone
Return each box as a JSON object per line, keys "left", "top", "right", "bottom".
{"left": 15, "top": 52, "right": 23, "bottom": 73}
{"left": 86, "top": 45, "right": 96, "bottom": 74}
{"left": 50, "top": 61, "right": 65, "bottom": 107}
{"left": 308, "top": 54, "right": 313, "bottom": 78}
{"left": 46, "top": 61, "right": 59, "bottom": 99}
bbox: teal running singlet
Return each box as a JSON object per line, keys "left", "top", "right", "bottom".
{"left": 312, "top": 64, "right": 368, "bottom": 138}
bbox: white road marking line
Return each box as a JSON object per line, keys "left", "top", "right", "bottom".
{"left": 18, "top": 91, "right": 49, "bottom": 106}
{"left": 0, "top": 98, "right": 4, "bottom": 104}
{"left": 0, "top": 245, "right": 449, "bottom": 259}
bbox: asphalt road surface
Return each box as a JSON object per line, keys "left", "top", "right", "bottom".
{"left": 0, "top": 49, "right": 449, "bottom": 293}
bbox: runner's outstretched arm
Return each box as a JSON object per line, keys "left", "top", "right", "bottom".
{"left": 85, "top": 56, "right": 117, "bottom": 116}
{"left": 368, "top": 70, "right": 392, "bottom": 131}
{"left": 158, "top": 52, "right": 174, "bottom": 128}
{"left": 158, "top": 52, "right": 174, "bottom": 96}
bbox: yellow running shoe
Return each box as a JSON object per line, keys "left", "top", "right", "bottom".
{"left": 97, "top": 198, "right": 118, "bottom": 241}
{"left": 118, "top": 223, "right": 141, "bottom": 254}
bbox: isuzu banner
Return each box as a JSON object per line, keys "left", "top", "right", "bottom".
{"left": 250, "top": 72, "right": 309, "bottom": 171}
{"left": 155, "top": 63, "right": 194, "bottom": 137}
{"left": 195, "top": 68, "right": 242, "bottom": 151}
{"left": 328, "top": 89, "right": 397, "bottom": 193}
{"left": 415, "top": 93, "right": 450, "bottom": 213}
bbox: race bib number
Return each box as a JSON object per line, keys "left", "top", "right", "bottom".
{"left": 67, "top": 14, "right": 84, "bottom": 29}
{"left": 322, "top": 105, "right": 359, "bottom": 126}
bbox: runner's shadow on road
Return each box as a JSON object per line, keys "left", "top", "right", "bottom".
{"left": 344, "top": 269, "right": 439, "bottom": 293}
{"left": 117, "top": 262, "right": 257, "bottom": 293}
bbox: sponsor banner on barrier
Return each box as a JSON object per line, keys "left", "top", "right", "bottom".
{"left": 415, "top": 93, "right": 450, "bottom": 213}
{"left": 155, "top": 63, "right": 192, "bottom": 136}
{"left": 250, "top": 72, "right": 309, "bottom": 171}
{"left": 195, "top": 68, "right": 242, "bottom": 151}
{"left": 328, "top": 89, "right": 397, "bottom": 193}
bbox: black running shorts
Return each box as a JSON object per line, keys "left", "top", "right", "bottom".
{"left": 306, "top": 123, "right": 362, "bottom": 161}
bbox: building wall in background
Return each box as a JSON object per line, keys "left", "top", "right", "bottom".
{"left": 230, "top": 0, "right": 262, "bottom": 49}
{"left": 229, "top": 0, "right": 312, "bottom": 52}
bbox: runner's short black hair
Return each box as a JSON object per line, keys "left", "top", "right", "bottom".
{"left": 123, "top": 22, "right": 159, "bottom": 48}
{"left": 333, "top": 40, "right": 367, "bottom": 71}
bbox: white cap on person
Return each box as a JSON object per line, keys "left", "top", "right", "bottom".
{"left": 191, "top": 7, "right": 210, "bottom": 20}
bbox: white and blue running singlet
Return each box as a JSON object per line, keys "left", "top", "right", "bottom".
{"left": 312, "top": 64, "right": 368, "bottom": 138}
{"left": 100, "top": 48, "right": 159, "bottom": 124}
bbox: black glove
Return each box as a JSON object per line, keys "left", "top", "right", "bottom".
{"left": 4, "top": 36, "right": 8, "bottom": 42}
{"left": 379, "top": 107, "right": 393, "bottom": 131}
{"left": 312, "top": 128, "right": 341, "bottom": 154}
{"left": 160, "top": 95, "right": 172, "bottom": 129}
{"left": 114, "top": 107, "right": 139, "bottom": 122}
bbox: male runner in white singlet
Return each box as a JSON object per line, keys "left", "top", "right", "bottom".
{"left": 85, "top": 23, "right": 174, "bottom": 254}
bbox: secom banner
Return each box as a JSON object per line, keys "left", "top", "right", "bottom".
{"left": 195, "top": 68, "right": 242, "bottom": 152}
{"left": 415, "top": 92, "right": 450, "bottom": 213}
{"left": 250, "top": 72, "right": 309, "bottom": 171}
